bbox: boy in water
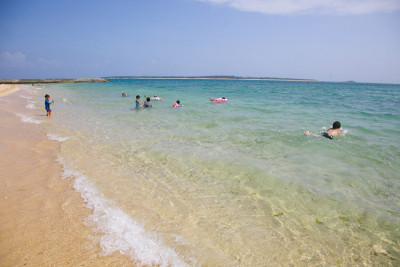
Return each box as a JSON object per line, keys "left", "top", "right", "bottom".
{"left": 143, "top": 97, "right": 152, "bottom": 108}
{"left": 305, "top": 121, "right": 343, "bottom": 139}
{"left": 172, "top": 100, "right": 182, "bottom": 108}
{"left": 44, "top": 94, "right": 54, "bottom": 117}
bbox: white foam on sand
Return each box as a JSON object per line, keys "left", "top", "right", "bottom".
{"left": 26, "top": 103, "right": 36, "bottom": 109}
{"left": 56, "top": 157, "right": 189, "bottom": 267}
{"left": 16, "top": 113, "right": 42, "bottom": 124}
{"left": 47, "top": 133, "right": 69, "bottom": 142}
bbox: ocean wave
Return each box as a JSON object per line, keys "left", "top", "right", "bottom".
{"left": 56, "top": 157, "right": 188, "bottom": 267}
{"left": 47, "top": 133, "right": 69, "bottom": 142}
{"left": 16, "top": 113, "right": 42, "bottom": 124}
{"left": 26, "top": 103, "right": 36, "bottom": 109}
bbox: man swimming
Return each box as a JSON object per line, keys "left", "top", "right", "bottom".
{"left": 305, "top": 121, "right": 343, "bottom": 139}
{"left": 209, "top": 97, "right": 226, "bottom": 101}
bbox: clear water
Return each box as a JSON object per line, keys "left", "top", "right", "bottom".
{"left": 22, "top": 79, "right": 400, "bottom": 265}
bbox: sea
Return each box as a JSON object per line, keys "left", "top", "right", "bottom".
{"left": 18, "top": 79, "right": 400, "bottom": 266}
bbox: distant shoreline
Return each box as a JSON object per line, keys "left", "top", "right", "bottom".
{"left": 104, "top": 76, "right": 318, "bottom": 82}
{"left": 0, "top": 78, "right": 109, "bottom": 84}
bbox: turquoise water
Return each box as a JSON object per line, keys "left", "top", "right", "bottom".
{"left": 23, "top": 79, "right": 400, "bottom": 265}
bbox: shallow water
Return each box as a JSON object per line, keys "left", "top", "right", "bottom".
{"left": 21, "top": 79, "right": 400, "bottom": 265}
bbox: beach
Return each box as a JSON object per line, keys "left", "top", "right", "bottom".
{"left": 0, "top": 85, "right": 132, "bottom": 266}
{"left": 1, "top": 80, "right": 399, "bottom": 266}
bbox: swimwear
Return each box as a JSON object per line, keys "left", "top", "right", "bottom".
{"left": 136, "top": 102, "right": 140, "bottom": 108}
{"left": 45, "top": 99, "right": 51, "bottom": 111}
{"left": 321, "top": 132, "right": 333, "bottom": 139}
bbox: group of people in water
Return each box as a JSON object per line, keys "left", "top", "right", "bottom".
{"left": 45, "top": 92, "right": 344, "bottom": 140}
{"left": 127, "top": 94, "right": 182, "bottom": 108}
{"left": 122, "top": 92, "right": 344, "bottom": 139}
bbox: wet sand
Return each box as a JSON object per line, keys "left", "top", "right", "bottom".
{"left": 0, "top": 87, "right": 133, "bottom": 266}
{"left": 0, "top": 84, "right": 20, "bottom": 97}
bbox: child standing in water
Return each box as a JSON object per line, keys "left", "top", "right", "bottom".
{"left": 136, "top": 95, "right": 142, "bottom": 109}
{"left": 44, "top": 94, "right": 54, "bottom": 117}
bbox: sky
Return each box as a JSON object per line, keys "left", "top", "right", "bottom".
{"left": 0, "top": 0, "right": 399, "bottom": 83}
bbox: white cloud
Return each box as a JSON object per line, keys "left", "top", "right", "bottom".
{"left": 1, "top": 51, "right": 27, "bottom": 66}
{"left": 37, "top": 57, "right": 64, "bottom": 67}
{"left": 198, "top": 0, "right": 400, "bottom": 15}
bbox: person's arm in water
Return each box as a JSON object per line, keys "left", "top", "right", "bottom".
{"left": 305, "top": 128, "right": 342, "bottom": 137}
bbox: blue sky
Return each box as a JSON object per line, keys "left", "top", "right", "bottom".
{"left": 0, "top": 0, "right": 399, "bottom": 83}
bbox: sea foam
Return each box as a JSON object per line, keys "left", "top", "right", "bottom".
{"left": 16, "top": 113, "right": 42, "bottom": 124}
{"left": 26, "top": 103, "right": 36, "bottom": 109}
{"left": 56, "top": 157, "right": 188, "bottom": 267}
{"left": 47, "top": 133, "right": 69, "bottom": 142}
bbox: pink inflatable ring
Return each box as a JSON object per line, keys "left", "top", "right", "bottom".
{"left": 212, "top": 99, "right": 228, "bottom": 103}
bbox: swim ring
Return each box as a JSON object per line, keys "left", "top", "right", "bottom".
{"left": 212, "top": 99, "right": 228, "bottom": 103}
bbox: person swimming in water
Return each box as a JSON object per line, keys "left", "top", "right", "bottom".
{"left": 209, "top": 97, "right": 226, "bottom": 101}
{"left": 150, "top": 94, "right": 163, "bottom": 101}
{"left": 305, "top": 121, "right": 343, "bottom": 139}
{"left": 172, "top": 100, "right": 182, "bottom": 108}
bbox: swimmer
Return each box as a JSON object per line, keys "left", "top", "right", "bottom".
{"left": 150, "top": 94, "right": 163, "bottom": 101}
{"left": 122, "top": 93, "right": 128, "bottom": 97}
{"left": 305, "top": 121, "right": 343, "bottom": 139}
{"left": 172, "top": 100, "right": 182, "bottom": 108}
{"left": 135, "top": 95, "right": 142, "bottom": 108}
{"left": 209, "top": 97, "right": 226, "bottom": 101}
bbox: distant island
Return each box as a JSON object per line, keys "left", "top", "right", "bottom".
{"left": 104, "top": 75, "right": 317, "bottom": 82}
{"left": 0, "top": 76, "right": 319, "bottom": 84}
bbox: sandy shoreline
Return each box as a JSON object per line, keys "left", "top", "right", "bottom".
{"left": 0, "top": 86, "right": 132, "bottom": 266}
{"left": 0, "top": 84, "right": 20, "bottom": 97}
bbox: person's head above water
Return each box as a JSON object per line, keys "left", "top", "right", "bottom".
{"left": 136, "top": 95, "right": 140, "bottom": 99}
{"left": 176, "top": 100, "right": 180, "bottom": 104}
{"left": 332, "top": 121, "right": 341, "bottom": 129}
{"left": 146, "top": 97, "right": 150, "bottom": 102}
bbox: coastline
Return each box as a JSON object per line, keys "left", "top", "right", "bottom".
{"left": 0, "top": 86, "right": 132, "bottom": 266}
{"left": 0, "top": 78, "right": 109, "bottom": 84}
{"left": 0, "top": 84, "right": 20, "bottom": 97}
